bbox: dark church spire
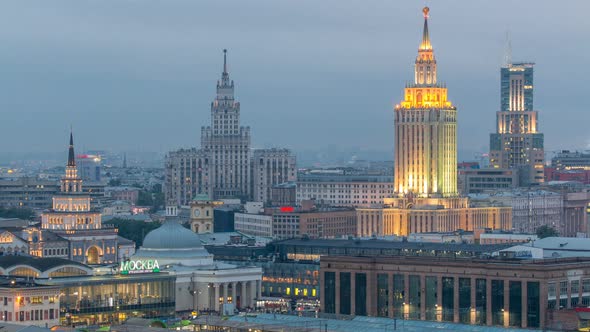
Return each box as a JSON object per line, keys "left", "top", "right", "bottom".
{"left": 67, "top": 129, "right": 76, "bottom": 167}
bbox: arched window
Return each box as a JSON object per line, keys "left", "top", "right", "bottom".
{"left": 49, "top": 266, "right": 89, "bottom": 277}
{"left": 10, "top": 267, "right": 40, "bottom": 278}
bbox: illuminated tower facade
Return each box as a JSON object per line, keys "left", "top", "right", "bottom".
{"left": 394, "top": 7, "right": 457, "bottom": 197}
{"left": 490, "top": 63, "right": 544, "bottom": 186}
{"left": 41, "top": 132, "right": 121, "bottom": 265}
{"left": 357, "top": 8, "right": 512, "bottom": 237}
{"left": 42, "top": 132, "right": 101, "bottom": 231}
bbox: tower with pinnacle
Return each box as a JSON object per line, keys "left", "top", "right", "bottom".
{"left": 41, "top": 131, "right": 122, "bottom": 265}
{"left": 356, "top": 7, "right": 512, "bottom": 237}
{"left": 164, "top": 50, "right": 296, "bottom": 206}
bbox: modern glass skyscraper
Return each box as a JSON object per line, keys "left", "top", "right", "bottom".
{"left": 490, "top": 63, "right": 544, "bottom": 186}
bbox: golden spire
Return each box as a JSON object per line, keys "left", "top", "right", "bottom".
{"left": 419, "top": 7, "right": 432, "bottom": 51}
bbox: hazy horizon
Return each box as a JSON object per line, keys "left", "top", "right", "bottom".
{"left": 1, "top": 1, "right": 589, "bottom": 158}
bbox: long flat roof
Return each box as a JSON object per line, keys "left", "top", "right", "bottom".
{"left": 273, "top": 238, "right": 513, "bottom": 253}
{"left": 193, "top": 313, "right": 547, "bottom": 332}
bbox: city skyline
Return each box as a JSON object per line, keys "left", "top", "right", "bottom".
{"left": 1, "top": 1, "right": 589, "bottom": 158}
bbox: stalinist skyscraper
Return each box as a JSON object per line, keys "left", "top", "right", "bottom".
{"left": 356, "top": 8, "right": 511, "bottom": 237}
{"left": 165, "top": 50, "right": 296, "bottom": 205}
{"left": 394, "top": 7, "right": 457, "bottom": 197}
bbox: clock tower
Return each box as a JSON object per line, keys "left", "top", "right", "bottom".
{"left": 189, "top": 194, "right": 222, "bottom": 234}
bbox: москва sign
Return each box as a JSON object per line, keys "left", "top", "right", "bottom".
{"left": 120, "top": 259, "right": 160, "bottom": 274}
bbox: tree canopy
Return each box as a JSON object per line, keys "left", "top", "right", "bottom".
{"left": 536, "top": 225, "right": 559, "bottom": 239}
{"left": 107, "top": 218, "right": 161, "bottom": 247}
{"left": 0, "top": 207, "right": 35, "bottom": 220}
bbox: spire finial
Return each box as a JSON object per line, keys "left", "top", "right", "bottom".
{"left": 223, "top": 49, "right": 228, "bottom": 74}
{"left": 67, "top": 128, "right": 76, "bottom": 167}
{"left": 504, "top": 31, "right": 512, "bottom": 66}
{"left": 419, "top": 7, "right": 432, "bottom": 51}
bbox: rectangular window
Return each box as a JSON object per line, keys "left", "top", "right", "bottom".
{"left": 425, "top": 276, "right": 437, "bottom": 321}
{"left": 377, "top": 274, "right": 389, "bottom": 317}
{"left": 409, "top": 275, "right": 421, "bottom": 320}
{"left": 509, "top": 281, "right": 522, "bottom": 327}
{"left": 340, "top": 272, "right": 351, "bottom": 315}
{"left": 559, "top": 280, "right": 568, "bottom": 309}
{"left": 527, "top": 282, "right": 540, "bottom": 328}
{"left": 491, "top": 280, "right": 504, "bottom": 326}
{"left": 572, "top": 280, "right": 580, "bottom": 307}
{"left": 441, "top": 277, "right": 454, "bottom": 322}
{"left": 458, "top": 278, "right": 471, "bottom": 324}
{"left": 392, "top": 274, "right": 405, "bottom": 318}
{"left": 355, "top": 273, "right": 367, "bottom": 316}
{"left": 323, "top": 272, "right": 336, "bottom": 314}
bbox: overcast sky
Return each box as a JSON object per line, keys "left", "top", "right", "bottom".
{"left": 0, "top": 1, "right": 588, "bottom": 159}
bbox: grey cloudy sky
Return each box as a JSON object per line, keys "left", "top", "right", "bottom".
{"left": 0, "top": 1, "right": 588, "bottom": 159}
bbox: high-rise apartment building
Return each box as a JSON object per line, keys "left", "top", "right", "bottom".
{"left": 356, "top": 8, "right": 511, "bottom": 236}
{"left": 490, "top": 63, "right": 544, "bottom": 186}
{"left": 252, "top": 148, "right": 297, "bottom": 204}
{"left": 165, "top": 51, "right": 296, "bottom": 205}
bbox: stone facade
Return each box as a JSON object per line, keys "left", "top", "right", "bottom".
{"left": 40, "top": 133, "right": 127, "bottom": 265}
{"left": 320, "top": 255, "right": 590, "bottom": 329}
{"left": 165, "top": 50, "right": 295, "bottom": 205}
{"left": 296, "top": 174, "right": 394, "bottom": 208}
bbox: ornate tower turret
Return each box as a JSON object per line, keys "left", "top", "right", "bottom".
{"left": 61, "top": 130, "right": 83, "bottom": 193}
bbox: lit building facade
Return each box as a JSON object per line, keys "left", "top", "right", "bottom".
{"left": 40, "top": 133, "right": 122, "bottom": 265}
{"left": 320, "top": 255, "right": 590, "bottom": 329}
{"left": 357, "top": 7, "right": 511, "bottom": 237}
{"left": 296, "top": 174, "right": 394, "bottom": 208}
{"left": 469, "top": 190, "right": 563, "bottom": 234}
{"left": 0, "top": 280, "right": 61, "bottom": 327}
{"left": 394, "top": 7, "right": 456, "bottom": 197}
{"left": 489, "top": 63, "right": 544, "bottom": 186}
{"left": 165, "top": 50, "right": 296, "bottom": 205}
{"left": 272, "top": 209, "right": 357, "bottom": 240}
{"left": 234, "top": 213, "right": 273, "bottom": 237}
{"left": 0, "top": 177, "right": 58, "bottom": 209}
{"left": 458, "top": 168, "right": 519, "bottom": 194}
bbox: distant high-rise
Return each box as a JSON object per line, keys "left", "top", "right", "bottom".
{"left": 490, "top": 62, "right": 544, "bottom": 186}
{"left": 165, "top": 50, "right": 296, "bottom": 205}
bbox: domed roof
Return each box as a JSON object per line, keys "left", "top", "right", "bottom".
{"left": 142, "top": 221, "right": 203, "bottom": 250}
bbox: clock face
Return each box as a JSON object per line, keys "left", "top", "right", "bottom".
{"left": 193, "top": 209, "right": 201, "bottom": 217}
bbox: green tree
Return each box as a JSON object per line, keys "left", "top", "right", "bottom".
{"left": 0, "top": 207, "right": 35, "bottom": 220}
{"left": 536, "top": 225, "right": 559, "bottom": 239}
{"left": 151, "top": 192, "right": 165, "bottom": 213}
{"left": 107, "top": 219, "right": 161, "bottom": 247}
{"left": 137, "top": 191, "right": 154, "bottom": 206}
{"left": 108, "top": 178, "right": 121, "bottom": 186}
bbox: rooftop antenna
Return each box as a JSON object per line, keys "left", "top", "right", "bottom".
{"left": 504, "top": 31, "right": 512, "bottom": 67}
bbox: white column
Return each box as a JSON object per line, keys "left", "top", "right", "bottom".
{"left": 231, "top": 282, "right": 237, "bottom": 304}
{"left": 214, "top": 283, "right": 220, "bottom": 312}
{"left": 257, "top": 280, "right": 262, "bottom": 300}
{"left": 223, "top": 283, "right": 228, "bottom": 305}
{"left": 250, "top": 280, "right": 257, "bottom": 308}
{"left": 241, "top": 281, "right": 247, "bottom": 309}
